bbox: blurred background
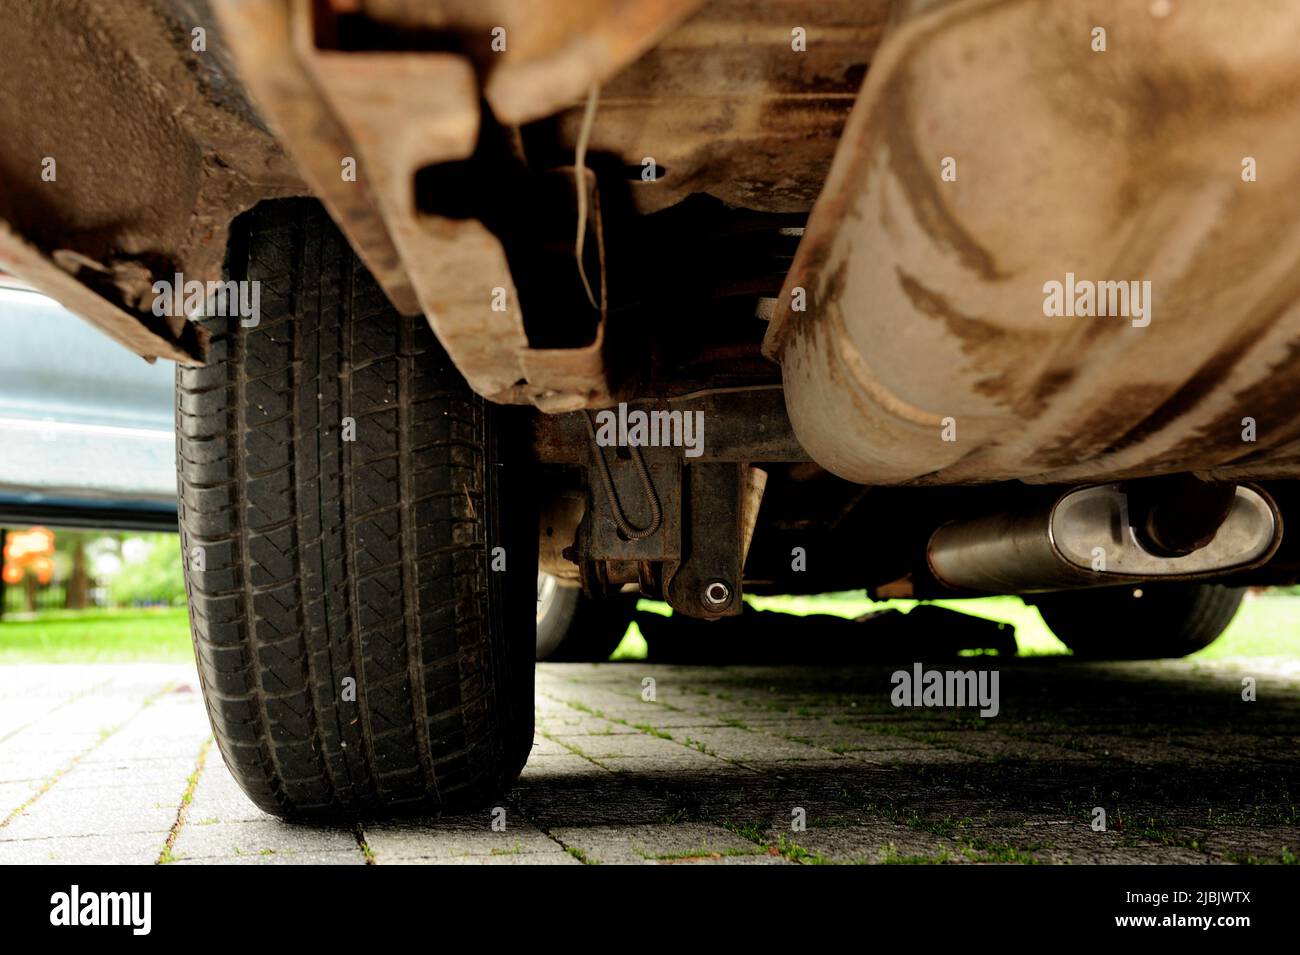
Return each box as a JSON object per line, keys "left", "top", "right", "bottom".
{"left": 0, "top": 272, "right": 184, "bottom": 664}
{"left": 1, "top": 529, "right": 186, "bottom": 663}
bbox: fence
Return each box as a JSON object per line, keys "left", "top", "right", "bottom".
{"left": 1, "top": 577, "right": 106, "bottom": 616}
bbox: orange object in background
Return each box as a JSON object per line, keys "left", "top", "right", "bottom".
{"left": 2, "top": 526, "right": 55, "bottom": 585}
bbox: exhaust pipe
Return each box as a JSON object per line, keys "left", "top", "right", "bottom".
{"left": 927, "top": 483, "right": 1282, "bottom": 594}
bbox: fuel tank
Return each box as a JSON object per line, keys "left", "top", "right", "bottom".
{"left": 765, "top": 0, "right": 1300, "bottom": 486}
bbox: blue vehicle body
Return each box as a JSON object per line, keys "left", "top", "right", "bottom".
{"left": 0, "top": 281, "right": 176, "bottom": 529}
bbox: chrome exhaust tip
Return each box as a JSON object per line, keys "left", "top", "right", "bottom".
{"left": 927, "top": 483, "right": 1281, "bottom": 594}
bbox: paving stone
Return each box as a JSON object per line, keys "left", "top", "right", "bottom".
{"left": 668, "top": 726, "right": 839, "bottom": 762}
{"left": 547, "top": 822, "right": 773, "bottom": 865}
{"left": 918, "top": 731, "right": 1094, "bottom": 762}
{"left": 856, "top": 747, "right": 985, "bottom": 766}
{"left": 549, "top": 732, "right": 703, "bottom": 759}
{"left": 0, "top": 657, "right": 1296, "bottom": 865}
{"left": 598, "top": 750, "right": 750, "bottom": 773}
{"left": 170, "top": 820, "right": 360, "bottom": 861}
{"left": 788, "top": 823, "right": 969, "bottom": 864}
{"left": 184, "top": 759, "right": 267, "bottom": 824}
{"left": 170, "top": 849, "right": 363, "bottom": 865}
{"left": 1, "top": 782, "right": 178, "bottom": 840}
{"left": 520, "top": 753, "right": 612, "bottom": 779}
{"left": 403, "top": 851, "right": 584, "bottom": 865}
{"left": 0, "top": 831, "right": 166, "bottom": 865}
{"left": 1187, "top": 825, "right": 1300, "bottom": 864}
{"left": 529, "top": 735, "right": 574, "bottom": 756}
{"left": 363, "top": 818, "right": 568, "bottom": 863}
{"left": 535, "top": 714, "right": 642, "bottom": 735}
{"left": 56, "top": 758, "right": 201, "bottom": 792}
{"left": 0, "top": 780, "right": 40, "bottom": 818}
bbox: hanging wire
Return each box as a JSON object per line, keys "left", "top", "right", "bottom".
{"left": 574, "top": 83, "right": 601, "bottom": 311}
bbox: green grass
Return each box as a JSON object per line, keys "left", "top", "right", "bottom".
{"left": 0, "top": 607, "right": 191, "bottom": 664}
{"left": 1200, "top": 594, "right": 1300, "bottom": 659}
{"left": 610, "top": 619, "right": 650, "bottom": 661}
{"left": 610, "top": 592, "right": 1300, "bottom": 661}
{"left": 745, "top": 593, "right": 1066, "bottom": 656}
{"left": 882, "top": 846, "right": 952, "bottom": 865}
{"left": 565, "top": 845, "right": 598, "bottom": 864}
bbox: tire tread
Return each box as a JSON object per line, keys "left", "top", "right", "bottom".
{"left": 177, "top": 199, "right": 530, "bottom": 817}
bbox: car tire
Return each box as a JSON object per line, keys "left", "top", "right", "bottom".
{"left": 176, "top": 198, "right": 535, "bottom": 819}
{"left": 535, "top": 573, "right": 635, "bottom": 662}
{"left": 1031, "top": 583, "right": 1245, "bottom": 660}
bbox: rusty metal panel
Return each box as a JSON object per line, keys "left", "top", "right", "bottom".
{"left": 531, "top": 387, "right": 809, "bottom": 464}
{"left": 291, "top": 39, "right": 535, "bottom": 403}
{"left": 350, "top": 0, "right": 706, "bottom": 125}
{"left": 768, "top": 0, "right": 1300, "bottom": 486}
{"left": 0, "top": 224, "right": 204, "bottom": 364}
{"left": 549, "top": 0, "right": 891, "bottom": 215}
{"left": 212, "top": 0, "right": 423, "bottom": 315}
{"left": 509, "top": 168, "right": 613, "bottom": 412}
{"left": 348, "top": 0, "right": 890, "bottom": 216}
{"left": 0, "top": 0, "right": 299, "bottom": 361}
{"left": 214, "top": 0, "right": 617, "bottom": 410}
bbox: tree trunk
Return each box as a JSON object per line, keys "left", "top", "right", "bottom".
{"left": 0, "top": 528, "right": 7, "bottom": 620}
{"left": 66, "top": 540, "right": 89, "bottom": 610}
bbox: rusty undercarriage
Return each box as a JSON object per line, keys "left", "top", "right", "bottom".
{"left": 6, "top": 0, "right": 1300, "bottom": 621}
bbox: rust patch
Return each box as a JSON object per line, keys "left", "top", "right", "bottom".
{"left": 896, "top": 269, "right": 1006, "bottom": 349}
{"left": 1164, "top": 336, "right": 1300, "bottom": 470}
{"left": 1102, "top": 269, "right": 1300, "bottom": 457}
{"left": 1023, "top": 366, "right": 1078, "bottom": 417}
{"left": 895, "top": 267, "right": 1039, "bottom": 403}
{"left": 0, "top": 0, "right": 298, "bottom": 361}
{"left": 770, "top": 0, "right": 1300, "bottom": 484}
{"left": 880, "top": 75, "right": 1005, "bottom": 282}
{"left": 1027, "top": 383, "right": 1172, "bottom": 470}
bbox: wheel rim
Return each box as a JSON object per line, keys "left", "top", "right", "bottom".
{"left": 536, "top": 571, "right": 559, "bottom": 626}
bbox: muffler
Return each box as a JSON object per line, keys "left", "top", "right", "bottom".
{"left": 927, "top": 484, "right": 1281, "bottom": 594}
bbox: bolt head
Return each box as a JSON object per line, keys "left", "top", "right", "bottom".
{"left": 702, "top": 580, "right": 732, "bottom": 610}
